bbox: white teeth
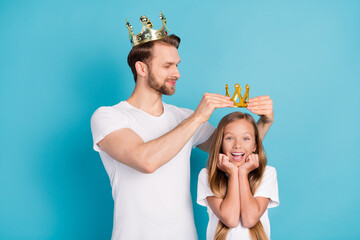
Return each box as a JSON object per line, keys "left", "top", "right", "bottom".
{"left": 231, "top": 153, "right": 244, "bottom": 156}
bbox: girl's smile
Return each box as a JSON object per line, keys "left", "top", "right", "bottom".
{"left": 230, "top": 152, "right": 245, "bottom": 162}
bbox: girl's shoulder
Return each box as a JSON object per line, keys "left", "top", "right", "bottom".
{"left": 198, "top": 168, "right": 208, "bottom": 178}
{"left": 257, "top": 166, "right": 278, "bottom": 187}
{"left": 262, "top": 165, "right": 278, "bottom": 183}
{"left": 258, "top": 166, "right": 280, "bottom": 208}
{"left": 264, "top": 165, "right": 277, "bottom": 175}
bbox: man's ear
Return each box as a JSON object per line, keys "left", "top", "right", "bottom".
{"left": 135, "top": 61, "right": 148, "bottom": 77}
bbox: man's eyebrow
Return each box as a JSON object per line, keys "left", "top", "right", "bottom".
{"left": 163, "top": 61, "right": 181, "bottom": 65}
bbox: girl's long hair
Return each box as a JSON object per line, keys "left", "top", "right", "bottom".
{"left": 207, "top": 112, "right": 268, "bottom": 240}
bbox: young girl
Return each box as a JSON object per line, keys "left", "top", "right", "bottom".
{"left": 197, "top": 112, "right": 279, "bottom": 240}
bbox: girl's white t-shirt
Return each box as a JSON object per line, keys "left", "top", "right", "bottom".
{"left": 197, "top": 166, "right": 279, "bottom": 240}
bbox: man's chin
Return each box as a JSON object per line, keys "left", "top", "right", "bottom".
{"left": 164, "top": 90, "right": 175, "bottom": 96}
{"left": 160, "top": 86, "right": 175, "bottom": 96}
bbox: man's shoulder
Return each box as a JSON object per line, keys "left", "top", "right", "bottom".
{"left": 163, "top": 102, "right": 194, "bottom": 116}
{"left": 91, "top": 101, "right": 130, "bottom": 121}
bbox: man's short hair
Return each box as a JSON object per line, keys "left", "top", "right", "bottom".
{"left": 127, "top": 34, "right": 181, "bottom": 82}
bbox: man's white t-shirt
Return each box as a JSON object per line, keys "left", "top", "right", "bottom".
{"left": 91, "top": 101, "right": 215, "bottom": 240}
{"left": 197, "top": 166, "right": 279, "bottom": 240}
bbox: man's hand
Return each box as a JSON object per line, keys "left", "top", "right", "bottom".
{"left": 247, "top": 95, "right": 274, "bottom": 124}
{"left": 194, "top": 93, "right": 234, "bottom": 123}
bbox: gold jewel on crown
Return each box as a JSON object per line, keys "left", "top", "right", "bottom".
{"left": 126, "top": 11, "right": 169, "bottom": 47}
{"left": 225, "top": 83, "right": 250, "bottom": 108}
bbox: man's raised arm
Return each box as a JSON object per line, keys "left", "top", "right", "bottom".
{"left": 247, "top": 95, "right": 274, "bottom": 140}
{"left": 97, "top": 93, "right": 233, "bottom": 173}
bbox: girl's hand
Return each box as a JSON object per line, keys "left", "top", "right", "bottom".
{"left": 239, "top": 154, "right": 259, "bottom": 175}
{"left": 217, "top": 153, "right": 238, "bottom": 175}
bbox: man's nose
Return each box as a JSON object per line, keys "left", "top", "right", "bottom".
{"left": 173, "top": 66, "right": 181, "bottom": 79}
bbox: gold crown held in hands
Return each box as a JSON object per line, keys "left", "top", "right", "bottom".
{"left": 126, "top": 11, "right": 169, "bottom": 46}
{"left": 225, "top": 84, "right": 250, "bottom": 108}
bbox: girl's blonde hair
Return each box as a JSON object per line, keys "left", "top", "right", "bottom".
{"left": 207, "top": 112, "right": 268, "bottom": 240}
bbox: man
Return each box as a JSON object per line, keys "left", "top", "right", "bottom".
{"left": 91, "top": 13, "right": 273, "bottom": 240}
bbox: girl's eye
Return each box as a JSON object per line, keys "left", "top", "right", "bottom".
{"left": 225, "top": 137, "right": 233, "bottom": 140}
{"left": 243, "top": 137, "right": 250, "bottom": 141}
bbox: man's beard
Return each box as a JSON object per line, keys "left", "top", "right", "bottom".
{"left": 147, "top": 72, "right": 176, "bottom": 96}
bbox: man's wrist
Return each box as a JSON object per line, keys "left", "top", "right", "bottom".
{"left": 258, "top": 115, "right": 274, "bottom": 125}
{"left": 190, "top": 112, "right": 207, "bottom": 125}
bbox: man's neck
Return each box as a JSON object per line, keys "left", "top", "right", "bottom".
{"left": 127, "top": 83, "right": 164, "bottom": 117}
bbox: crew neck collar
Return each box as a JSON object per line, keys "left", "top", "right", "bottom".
{"left": 123, "top": 101, "right": 166, "bottom": 118}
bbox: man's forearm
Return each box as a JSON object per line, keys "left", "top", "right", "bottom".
{"left": 257, "top": 116, "right": 273, "bottom": 140}
{"left": 133, "top": 114, "right": 205, "bottom": 172}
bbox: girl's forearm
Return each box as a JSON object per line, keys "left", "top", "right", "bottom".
{"left": 219, "top": 173, "right": 241, "bottom": 228}
{"left": 238, "top": 171, "right": 262, "bottom": 228}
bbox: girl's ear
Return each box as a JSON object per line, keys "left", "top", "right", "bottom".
{"left": 252, "top": 143, "right": 257, "bottom": 153}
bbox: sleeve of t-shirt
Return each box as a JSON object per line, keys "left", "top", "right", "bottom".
{"left": 90, "top": 107, "right": 130, "bottom": 153}
{"left": 178, "top": 108, "right": 215, "bottom": 148}
{"left": 192, "top": 121, "right": 215, "bottom": 148}
{"left": 254, "top": 166, "right": 280, "bottom": 208}
{"left": 197, "top": 168, "right": 214, "bottom": 207}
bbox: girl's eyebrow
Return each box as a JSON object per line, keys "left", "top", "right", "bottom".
{"left": 224, "top": 131, "right": 253, "bottom": 135}
{"left": 242, "top": 132, "right": 253, "bottom": 135}
{"left": 223, "top": 132, "right": 233, "bottom": 135}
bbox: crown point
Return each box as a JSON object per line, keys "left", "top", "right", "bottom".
{"left": 147, "top": 20, "right": 153, "bottom": 29}
{"left": 126, "top": 12, "right": 170, "bottom": 47}
{"left": 225, "top": 83, "right": 250, "bottom": 108}
{"left": 140, "top": 15, "right": 148, "bottom": 22}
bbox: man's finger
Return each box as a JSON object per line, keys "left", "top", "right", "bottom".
{"left": 248, "top": 99, "right": 273, "bottom": 106}
{"left": 249, "top": 109, "right": 273, "bottom": 115}
{"left": 248, "top": 100, "right": 273, "bottom": 108}
{"left": 248, "top": 95, "right": 270, "bottom": 102}
{"left": 203, "top": 93, "right": 232, "bottom": 101}
{"left": 210, "top": 101, "right": 234, "bottom": 108}
{"left": 247, "top": 105, "right": 272, "bottom": 110}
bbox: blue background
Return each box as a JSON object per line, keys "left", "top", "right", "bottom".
{"left": 1, "top": 0, "right": 360, "bottom": 239}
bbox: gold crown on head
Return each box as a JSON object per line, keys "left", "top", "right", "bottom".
{"left": 225, "top": 83, "right": 250, "bottom": 108}
{"left": 126, "top": 11, "right": 169, "bottom": 47}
